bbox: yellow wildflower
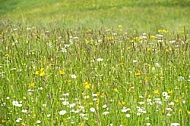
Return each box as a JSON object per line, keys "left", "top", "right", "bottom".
{"left": 153, "top": 90, "right": 159, "bottom": 94}
{"left": 135, "top": 70, "right": 141, "bottom": 76}
{"left": 150, "top": 35, "right": 155, "bottom": 39}
{"left": 29, "top": 82, "right": 35, "bottom": 88}
{"left": 121, "top": 101, "right": 126, "bottom": 105}
{"left": 118, "top": 25, "right": 122, "bottom": 28}
{"left": 126, "top": 46, "right": 131, "bottom": 50}
{"left": 187, "top": 110, "right": 190, "bottom": 115}
{"left": 174, "top": 99, "right": 179, "bottom": 103}
{"left": 59, "top": 70, "right": 65, "bottom": 76}
{"left": 80, "top": 122, "right": 85, "bottom": 126}
{"left": 34, "top": 71, "right": 39, "bottom": 75}
{"left": 147, "top": 47, "right": 151, "bottom": 51}
{"left": 114, "top": 88, "right": 118, "bottom": 92}
{"left": 167, "top": 90, "right": 173, "bottom": 94}
{"left": 40, "top": 71, "right": 45, "bottom": 77}
{"left": 165, "top": 49, "right": 169, "bottom": 53}
{"left": 2, "top": 119, "right": 6, "bottom": 123}
{"left": 83, "top": 82, "right": 90, "bottom": 89}
{"left": 5, "top": 54, "right": 10, "bottom": 58}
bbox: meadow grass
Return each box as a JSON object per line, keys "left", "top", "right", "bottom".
{"left": 0, "top": 22, "right": 190, "bottom": 126}
{"left": 1, "top": 0, "right": 190, "bottom": 31}
{"left": 0, "top": 0, "right": 190, "bottom": 126}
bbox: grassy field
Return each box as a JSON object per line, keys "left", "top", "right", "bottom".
{"left": 0, "top": 0, "right": 190, "bottom": 126}
{"left": 0, "top": 0, "right": 190, "bottom": 31}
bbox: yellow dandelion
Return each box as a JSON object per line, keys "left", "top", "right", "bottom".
{"left": 67, "top": 79, "right": 72, "bottom": 83}
{"left": 163, "top": 29, "right": 168, "bottom": 33}
{"left": 121, "top": 101, "right": 126, "bottom": 105}
{"left": 162, "top": 110, "right": 165, "bottom": 114}
{"left": 167, "top": 90, "right": 173, "bottom": 94}
{"left": 120, "top": 62, "right": 125, "bottom": 66}
{"left": 153, "top": 90, "right": 159, "bottom": 94}
{"left": 29, "top": 82, "right": 35, "bottom": 88}
{"left": 187, "top": 110, "right": 190, "bottom": 115}
{"left": 2, "top": 119, "right": 6, "bottom": 123}
{"left": 80, "top": 122, "right": 85, "bottom": 126}
{"left": 147, "top": 47, "right": 151, "bottom": 51}
{"left": 89, "top": 102, "right": 93, "bottom": 105}
{"left": 34, "top": 71, "right": 39, "bottom": 75}
{"left": 31, "top": 51, "right": 35, "bottom": 55}
{"left": 101, "top": 92, "right": 106, "bottom": 97}
{"left": 114, "top": 88, "right": 118, "bottom": 92}
{"left": 85, "top": 39, "right": 90, "bottom": 44}
{"left": 83, "top": 82, "right": 91, "bottom": 89}
{"left": 174, "top": 99, "right": 179, "bottom": 103}
{"left": 118, "top": 25, "right": 122, "bottom": 28}
{"left": 59, "top": 70, "right": 65, "bottom": 76}
{"left": 165, "top": 49, "right": 169, "bottom": 53}
{"left": 40, "top": 68, "right": 44, "bottom": 72}
{"left": 135, "top": 70, "right": 141, "bottom": 76}
{"left": 126, "top": 46, "right": 131, "bottom": 50}
{"left": 96, "top": 99, "right": 100, "bottom": 105}
{"left": 5, "top": 54, "right": 10, "bottom": 58}
{"left": 150, "top": 35, "right": 155, "bottom": 39}
{"left": 148, "top": 94, "right": 151, "bottom": 98}
{"left": 40, "top": 71, "right": 45, "bottom": 77}
{"left": 21, "top": 122, "right": 26, "bottom": 126}
{"left": 96, "top": 92, "right": 100, "bottom": 96}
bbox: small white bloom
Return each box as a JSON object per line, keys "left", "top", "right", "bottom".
{"left": 12, "top": 100, "right": 22, "bottom": 107}
{"left": 121, "top": 107, "right": 130, "bottom": 113}
{"left": 61, "top": 48, "right": 67, "bottom": 53}
{"left": 90, "top": 107, "right": 96, "bottom": 112}
{"left": 138, "top": 102, "right": 144, "bottom": 105}
{"left": 64, "top": 44, "right": 70, "bottom": 47}
{"left": 137, "top": 112, "right": 141, "bottom": 116}
{"left": 38, "top": 87, "right": 43, "bottom": 90}
{"left": 62, "top": 100, "right": 69, "bottom": 105}
{"left": 80, "top": 113, "right": 87, "bottom": 117}
{"left": 22, "top": 109, "right": 28, "bottom": 114}
{"left": 1, "top": 102, "right": 6, "bottom": 106}
{"left": 36, "top": 120, "right": 41, "bottom": 124}
{"left": 92, "top": 94, "right": 98, "bottom": 97}
{"left": 16, "top": 118, "right": 22, "bottom": 122}
{"left": 166, "top": 108, "right": 173, "bottom": 111}
{"left": 102, "top": 104, "right": 107, "bottom": 108}
{"left": 93, "top": 98, "right": 98, "bottom": 101}
{"left": 146, "top": 123, "right": 151, "bottom": 126}
{"left": 133, "top": 60, "right": 137, "bottom": 63}
{"left": 102, "top": 111, "right": 109, "bottom": 115}
{"left": 158, "top": 40, "right": 163, "bottom": 43}
{"left": 47, "top": 114, "right": 51, "bottom": 117}
{"left": 27, "top": 27, "right": 31, "bottom": 30}
{"left": 69, "top": 103, "right": 76, "bottom": 108}
{"left": 126, "top": 114, "right": 130, "bottom": 118}
{"left": 97, "top": 58, "right": 103, "bottom": 62}
{"left": 59, "top": 110, "right": 67, "bottom": 115}
{"left": 178, "top": 76, "right": 184, "bottom": 81}
{"left": 166, "top": 113, "right": 171, "bottom": 116}
{"left": 71, "top": 74, "right": 76, "bottom": 79}
{"left": 168, "top": 102, "right": 174, "bottom": 106}
{"left": 6, "top": 96, "right": 10, "bottom": 99}
{"left": 63, "top": 93, "right": 69, "bottom": 96}
{"left": 42, "top": 104, "right": 46, "bottom": 107}
{"left": 155, "top": 62, "right": 161, "bottom": 67}
{"left": 162, "top": 92, "right": 168, "bottom": 97}
{"left": 170, "top": 123, "right": 180, "bottom": 126}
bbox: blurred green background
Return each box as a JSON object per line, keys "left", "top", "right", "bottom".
{"left": 0, "top": 0, "right": 190, "bottom": 31}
